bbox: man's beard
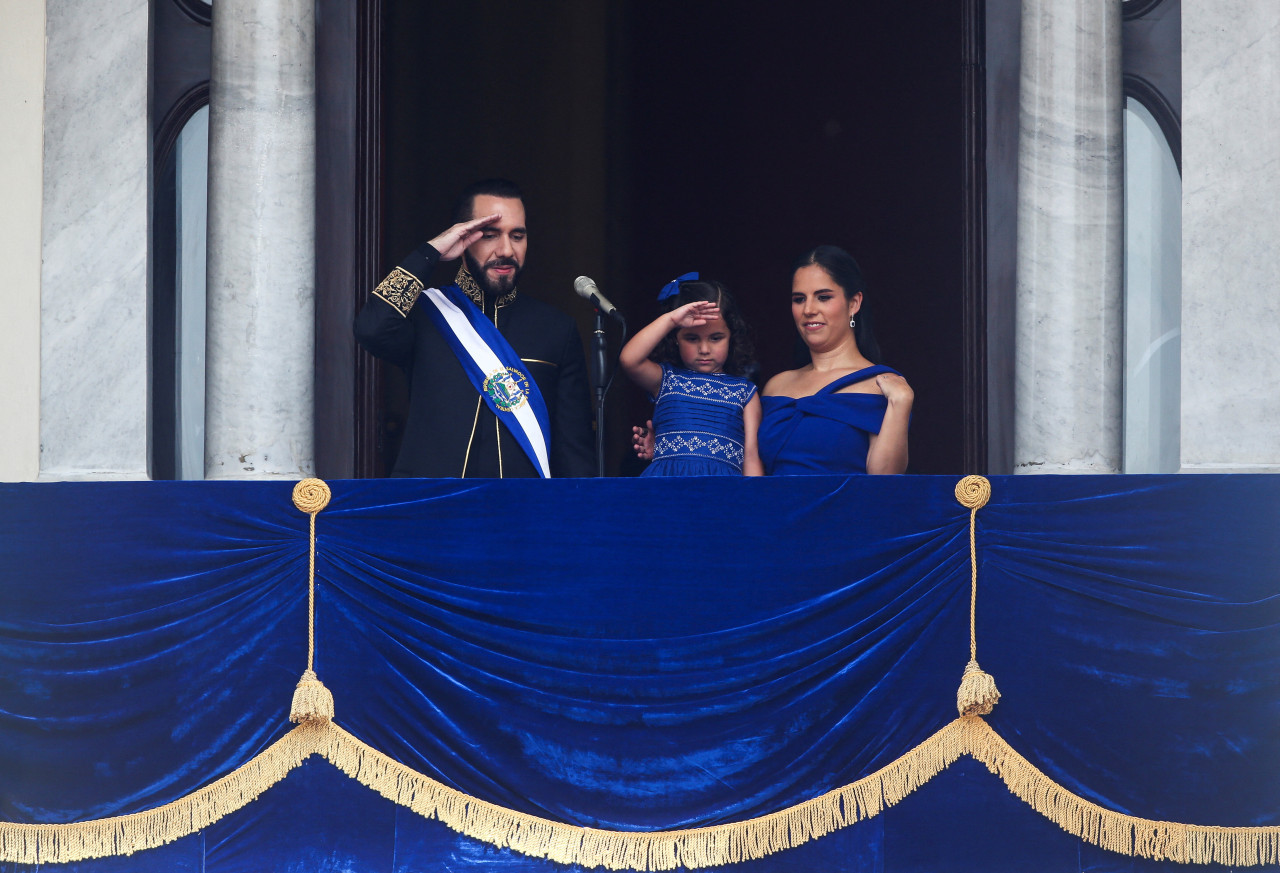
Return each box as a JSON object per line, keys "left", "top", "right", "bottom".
{"left": 464, "top": 251, "right": 522, "bottom": 297}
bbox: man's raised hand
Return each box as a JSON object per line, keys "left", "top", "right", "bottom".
{"left": 428, "top": 212, "right": 501, "bottom": 261}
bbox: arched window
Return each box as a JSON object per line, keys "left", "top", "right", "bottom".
{"left": 1123, "top": 96, "right": 1181, "bottom": 473}
{"left": 150, "top": 0, "right": 211, "bottom": 479}
{"left": 152, "top": 89, "right": 209, "bottom": 480}
{"left": 173, "top": 105, "right": 209, "bottom": 479}
{"left": 1121, "top": 0, "right": 1182, "bottom": 473}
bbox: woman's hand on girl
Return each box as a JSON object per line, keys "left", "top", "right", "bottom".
{"left": 632, "top": 420, "right": 655, "bottom": 461}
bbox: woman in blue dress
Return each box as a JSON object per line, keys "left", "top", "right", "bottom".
{"left": 757, "top": 246, "right": 913, "bottom": 475}
{"left": 619, "top": 276, "right": 763, "bottom": 476}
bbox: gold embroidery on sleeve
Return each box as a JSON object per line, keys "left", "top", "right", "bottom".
{"left": 373, "top": 267, "right": 424, "bottom": 317}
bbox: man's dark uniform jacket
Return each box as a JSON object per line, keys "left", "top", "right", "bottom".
{"left": 354, "top": 243, "right": 594, "bottom": 478}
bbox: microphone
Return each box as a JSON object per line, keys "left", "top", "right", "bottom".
{"left": 574, "top": 276, "right": 625, "bottom": 323}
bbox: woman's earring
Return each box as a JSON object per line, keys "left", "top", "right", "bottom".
{"left": 849, "top": 317, "right": 856, "bottom": 329}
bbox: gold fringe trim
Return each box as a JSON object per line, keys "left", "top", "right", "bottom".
{"left": 314, "top": 719, "right": 968, "bottom": 871}
{"left": 4, "top": 718, "right": 1278, "bottom": 868}
{"left": 0, "top": 723, "right": 324, "bottom": 865}
{"left": 960, "top": 717, "right": 1280, "bottom": 867}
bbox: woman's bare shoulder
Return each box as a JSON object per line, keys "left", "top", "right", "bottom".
{"left": 763, "top": 367, "right": 806, "bottom": 397}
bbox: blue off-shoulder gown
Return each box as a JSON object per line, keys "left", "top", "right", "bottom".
{"left": 758, "top": 365, "right": 899, "bottom": 475}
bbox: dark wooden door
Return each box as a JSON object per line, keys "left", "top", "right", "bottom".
{"left": 317, "top": 0, "right": 987, "bottom": 477}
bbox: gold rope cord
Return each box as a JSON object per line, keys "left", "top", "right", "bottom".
{"left": 953, "top": 475, "right": 1000, "bottom": 717}
{"left": 289, "top": 479, "right": 334, "bottom": 724}
{"left": 2, "top": 476, "right": 1277, "bottom": 868}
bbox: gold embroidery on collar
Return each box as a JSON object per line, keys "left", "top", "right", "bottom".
{"left": 455, "top": 265, "right": 484, "bottom": 306}
{"left": 455, "top": 264, "right": 518, "bottom": 309}
{"left": 374, "top": 266, "right": 424, "bottom": 317}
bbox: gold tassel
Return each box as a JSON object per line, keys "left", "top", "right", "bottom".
{"left": 290, "top": 668, "right": 335, "bottom": 724}
{"left": 290, "top": 479, "right": 334, "bottom": 724}
{"left": 954, "top": 476, "right": 999, "bottom": 717}
{"left": 956, "top": 658, "right": 1000, "bottom": 716}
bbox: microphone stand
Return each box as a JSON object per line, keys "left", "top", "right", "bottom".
{"left": 588, "top": 306, "right": 626, "bottom": 478}
{"left": 591, "top": 308, "right": 609, "bottom": 477}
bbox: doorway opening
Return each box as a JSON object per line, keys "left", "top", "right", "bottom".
{"left": 358, "top": 1, "right": 970, "bottom": 476}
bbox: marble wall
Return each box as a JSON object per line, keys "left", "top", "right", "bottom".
{"left": 0, "top": 1, "right": 44, "bottom": 481}
{"left": 1013, "top": 0, "right": 1124, "bottom": 473}
{"left": 39, "top": 0, "right": 151, "bottom": 480}
{"left": 1181, "top": 4, "right": 1280, "bottom": 471}
{"left": 16, "top": 2, "right": 1279, "bottom": 479}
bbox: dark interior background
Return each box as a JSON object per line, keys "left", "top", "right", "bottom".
{"left": 378, "top": 0, "right": 965, "bottom": 476}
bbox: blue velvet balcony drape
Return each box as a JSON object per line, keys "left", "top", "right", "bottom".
{"left": 0, "top": 475, "right": 1277, "bottom": 872}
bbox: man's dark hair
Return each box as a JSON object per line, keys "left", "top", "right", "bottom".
{"left": 452, "top": 178, "right": 524, "bottom": 223}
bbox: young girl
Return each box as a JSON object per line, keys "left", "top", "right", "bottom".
{"left": 619, "top": 274, "right": 763, "bottom": 476}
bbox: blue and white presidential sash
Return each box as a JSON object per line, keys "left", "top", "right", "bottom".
{"left": 420, "top": 284, "right": 552, "bottom": 477}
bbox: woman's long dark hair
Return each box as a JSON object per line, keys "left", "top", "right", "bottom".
{"left": 651, "top": 279, "right": 756, "bottom": 378}
{"left": 792, "top": 245, "right": 882, "bottom": 364}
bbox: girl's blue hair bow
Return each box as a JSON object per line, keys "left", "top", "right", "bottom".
{"left": 657, "top": 272, "right": 699, "bottom": 301}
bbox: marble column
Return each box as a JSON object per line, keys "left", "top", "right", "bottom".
{"left": 205, "top": 0, "right": 316, "bottom": 479}
{"left": 1013, "top": 0, "right": 1124, "bottom": 473}
{"left": 1181, "top": 5, "right": 1280, "bottom": 472}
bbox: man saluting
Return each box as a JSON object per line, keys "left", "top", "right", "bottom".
{"left": 355, "top": 179, "right": 594, "bottom": 478}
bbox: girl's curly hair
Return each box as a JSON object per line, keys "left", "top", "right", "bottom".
{"left": 650, "top": 279, "right": 756, "bottom": 378}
